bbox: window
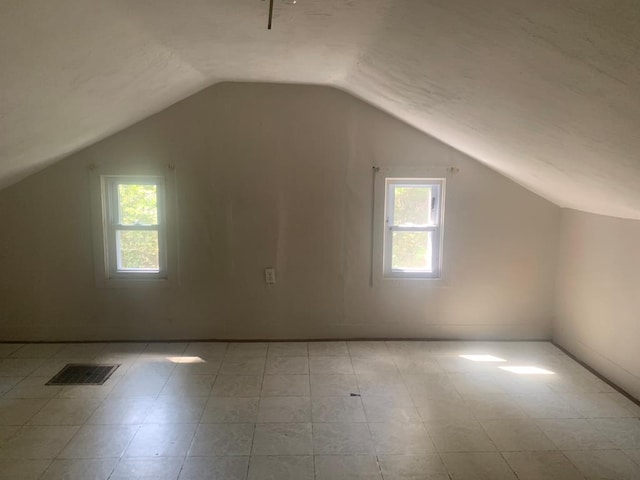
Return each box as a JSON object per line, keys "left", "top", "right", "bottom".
{"left": 90, "top": 165, "right": 177, "bottom": 287}
{"left": 383, "top": 178, "right": 444, "bottom": 278}
{"left": 101, "top": 176, "right": 167, "bottom": 279}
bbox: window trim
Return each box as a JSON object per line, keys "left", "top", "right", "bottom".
{"left": 371, "top": 166, "right": 449, "bottom": 284}
{"left": 90, "top": 165, "right": 178, "bottom": 288}
{"left": 102, "top": 175, "right": 167, "bottom": 280}
{"left": 383, "top": 178, "right": 444, "bottom": 279}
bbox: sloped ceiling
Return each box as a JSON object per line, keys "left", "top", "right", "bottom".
{"left": 1, "top": 0, "right": 639, "bottom": 218}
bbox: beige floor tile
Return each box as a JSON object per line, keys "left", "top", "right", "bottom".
{"left": 514, "top": 393, "right": 583, "bottom": 419}
{"left": 226, "top": 343, "right": 268, "bottom": 358}
{"left": 356, "top": 372, "right": 410, "bottom": 398}
{"left": 0, "top": 458, "right": 51, "bottom": 479}
{"left": 261, "top": 375, "right": 309, "bottom": 396}
{"left": 440, "top": 452, "right": 518, "bottom": 479}
{"left": 369, "top": 421, "right": 436, "bottom": 454}
{"left": 189, "top": 424, "right": 255, "bottom": 456}
{"left": 424, "top": 419, "right": 497, "bottom": 452}
{"left": 0, "top": 398, "right": 48, "bottom": 425}
{"left": 309, "top": 356, "right": 353, "bottom": 375}
{"left": 393, "top": 357, "right": 443, "bottom": 375}
{"left": 464, "top": 394, "right": 528, "bottom": 419}
{"left": 0, "top": 344, "right": 24, "bottom": 358}
{"left": 0, "top": 340, "right": 637, "bottom": 479}
{"left": 87, "top": 396, "right": 155, "bottom": 425}
{"left": 565, "top": 449, "right": 640, "bottom": 480}
{"left": 347, "top": 341, "right": 390, "bottom": 357}
{"left": 480, "top": 419, "right": 557, "bottom": 451}
{"left": 449, "top": 373, "right": 510, "bottom": 396}
{"left": 53, "top": 344, "right": 108, "bottom": 358}
{"left": 183, "top": 342, "right": 228, "bottom": 357}
{"left": 160, "top": 374, "right": 216, "bottom": 397}
{"left": 0, "top": 425, "right": 78, "bottom": 459}
{"left": 312, "top": 422, "right": 373, "bottom": 454}
{"left": 314, "top": 455, "right": 381, "bottom": 480}
{"left": 28, "top": 398, "right": 101, "bottom": 426}
{"left": 247, "top": 455, "right": 313, "bottom": 480}
{"left": 252, "top": 423, "right": 312, "bottom": 455}
{"left": 265, "top": 356, "right": 308, "bottom": 375}
{"left": 590, "top": 417, "right": 640, "bottom": 448}
{"left": 201, "top": 397, "right": 259, "bottom": 423}
{"left": 310, "top": 374, "right": 359, "bottom": 396}
{"left": 58, "top": 424, "right": 138, "bottom": 458}
{"left": 110, "top": 457, "right": 184, "bottom": 480}
{"left": 267, "top": 342, "right": 308, "bottom": 357}
{"left": 125, "top": 423, "right": 197, "bottom": 457}
{"left": 378, "top": 454, "right": 449, "bottom": 480}
{"left": 351, "top": 356, "right": 398, "bottom": 374}
{"left": 211, "top": 375, "right": 262, "bottom": 397}
{"left": 11, "top": 344, "right": 63, "bottom": 359}
{"left": 311, "top": 396, "right": 366, "bottom": 423}
{"left": 40, "top": 458, "right": 117, "bottom": 480}
{"left": 362, "top": 395, "right": 420, "bottom": 423}
{"left": 56, "top": 378, "right": 119, "bottom": 400}
{"left": 536, "top": 418, "right": 615, "bottom": 450}
{"left": 402, "top": 373, "right": 459, "bottom": 398}
{"left": 219, "top": 357, "right": 265, "bottom": 376}
{"left": 178, "top": 456, "right": 249, "bottom": 480}
{"left": 624, "top": 448, "right": 640, "bottom": 465}
{"left": 3, "top": 377, "right": 61, "bottom": 399}
{"left": 562, "top": 393, "right": 638, "bottom": 418}
{"left": 257, "top": 396, "right": 310, "bottom": 423}
{"left": 144, "top": 396, "right": 207, "bottom": 424}
{"left": 108, "top": 374, "right": 168, "bottom": 398}
{"left": 0, "top": 377, "right": 22, "bottom": 396}
{"left": 0, "top": 359, "right": 45, "bottom": 377}
{"left": 503, "top": 451, "right": 584, "bottom": 480}
{"left": 308, "top": 342, "right": 348, "bottom": 357}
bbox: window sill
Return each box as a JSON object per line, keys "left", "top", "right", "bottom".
{"left": 96, "top": 276, "right": 177, "bottom": 289}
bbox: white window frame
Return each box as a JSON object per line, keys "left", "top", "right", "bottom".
{"left": 102, "top": 176, "right": 167, "bottom": 279}
{"left": 383, "top": 178, "right": 444, "bottom": 278}
{"left": 90, "top": 165, "right": 178, "bottom": 288}
{"left": 371, "top": 166, "right": 448, "bottom": 286}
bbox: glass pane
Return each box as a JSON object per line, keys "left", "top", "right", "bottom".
{"left": 118, "top": 184, "right": 158, "bottom": 226}
{"left": 116, "top": 230, "right": 159, "bottom": 271}
{"left": 391, "top": 231, "right": 433, "bottom": 271}
{"left": 393, "top": 186, "right": 432, "bottom": 226}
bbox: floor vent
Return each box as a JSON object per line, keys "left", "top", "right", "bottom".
{"left": 46, "top": 363, "right": 120, "bottom": 386}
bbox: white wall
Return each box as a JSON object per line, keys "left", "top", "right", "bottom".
{"left": 554, "top": 209, "right": 640, "bottom": 399}
{"left": 0, "top": 83, "right": 560, "bottom": 341}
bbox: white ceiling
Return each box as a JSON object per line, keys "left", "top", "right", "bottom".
{"left": 1, "top": 0, "right": 639, "bottom": 218}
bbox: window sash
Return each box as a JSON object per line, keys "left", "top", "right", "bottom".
{"left": 102, "top": 176, "right": 167, "bottom": 279}
{"left": 383, "top": 178, "right": 443, "bottom": 278}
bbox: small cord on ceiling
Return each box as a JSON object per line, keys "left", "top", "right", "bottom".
{"left": 268, "top": 0, "right": 274, "bottom": 29}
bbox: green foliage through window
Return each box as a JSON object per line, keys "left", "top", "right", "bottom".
{"left": 115, "top": 183, "right": 160, "bottom": 271}
{"left": 118, "top": 184, "right": 158, "bottom": 225}
{"left": 393, "top": 186, "right": 431, "bottom": 226}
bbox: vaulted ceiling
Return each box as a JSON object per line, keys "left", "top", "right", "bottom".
{"left": 1, "top": 0, "right": 639, "bottom": 218}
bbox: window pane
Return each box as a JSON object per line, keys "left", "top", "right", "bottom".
{"left": 393, "top": 186, "right": 432, "bottom": 226}
{"left": 391, "top": 231, "right": 433, "bottom": 271}
{"left": 116, "top": 230, "right": 159, "bottom": 271}
{"left": 118, "top": 184, "right": 158, "bottom": 226}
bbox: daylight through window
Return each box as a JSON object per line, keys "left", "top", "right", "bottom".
{"left": 383, "top": 178, "right": 444, "bottom": 278}
{"left": 102, "top": 176, "right": 166, "bottom": 278}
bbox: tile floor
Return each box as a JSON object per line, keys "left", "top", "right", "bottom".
{"left": 0, "top": 340, "right": 639, "bottom": 479}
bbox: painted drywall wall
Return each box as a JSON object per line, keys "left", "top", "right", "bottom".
{"left": 0, "top": 83, "right": 560, "bottom": 341}
{"left": 554, "top": 209, "right": 640, "bottom": 399}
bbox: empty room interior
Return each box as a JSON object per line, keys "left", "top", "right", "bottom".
{"left": 1, "top": 1, "right": 640, "bottom": 479}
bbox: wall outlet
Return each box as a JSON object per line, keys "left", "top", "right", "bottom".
{"left": 265, "top": 268, "right": 276, "bottom": 285}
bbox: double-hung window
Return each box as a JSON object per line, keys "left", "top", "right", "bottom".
{"left": 102, "top": 176, "right": 167, "bottom": 279}
{"left": 383, "top": 178, "right": 444, "bottom": 278}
